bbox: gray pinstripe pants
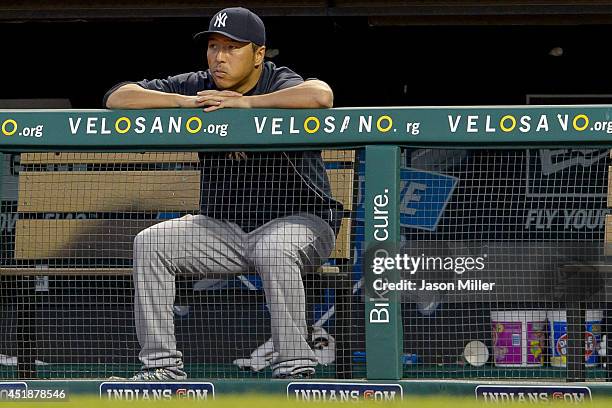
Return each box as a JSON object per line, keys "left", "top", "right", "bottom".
{"left": 132, "top": 213, "right": 335, "bottom": 374}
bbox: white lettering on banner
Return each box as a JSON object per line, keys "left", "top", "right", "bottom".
{"left": 359, "top": 116, "right": 372, "bottom": 133}
{"left": 68, "top": 117, "right": 81, "bottom": 133}
{"left": 67, "top": 116, "right": 228, "bottom": 137}
{"left": 294, "top": 389, "right": 396, "bottom": 401}
{"left": 289, "top": 117, "right": 300, "bottom": 134}
{"left": 448, "top": 115, "right": 461, "bottom": 132}
{"left": 288, "top": 384, "right": 402, "bottom": 401}
{"left": 558, "top": 114, "right": 569, "bottom": 131}
{"left": 86, "top": 117, "right": 97, "bottom": 134}
{"left": 100, "top": 118, "right": 111, "bottom": 134}
{"left": 481, "top": 392, "right": 586, "bottom": 403}
{"left": 294, "top": 389, "right": 361, "bottom": 401}
{"left": 467, "top": 116, "right": 478, "bottom": 133}
{"left": 370, "top": 188, "right": 391, "bottom": 324}
{"left": 340, "top": 116, "right": 350, "bottom": 132}
{"left": 251, "top": 115, "right": 416, "bottom": 135}
{"left": 254, "top": 117, "right": 266, "bottom": 133}
{"left": 369, "top": 305, "right": 389, "bottom": 323}
{"left": 271, "top": 118, "right": 282, "bottom": 135}
{"left": 106, "top": 389, "right": 173, "bottom": 400}
{"left": 373, "top": 191, "right": 389, "bottom": 242}
{"left": 150, "top": 117, "right": 163, "bottom": 133}
{"left": 485, "top": 115, "right": 496, "bottom": 132}
{"left": 476, "top": 385, "right": 591, "bottom": 403}
{"left": 537, "top": 115, "right": 549, "bottom": 131}
{"left": 168, "top": 117, "right": 181, "bottom": 133}
{"left": 83, "top": 117, "right": 110, "bottom": 135}
{"left": 100, "top": 383, "right": 213, "bottom": 400}
{"left": 134, "top": 117, "right": 146, "bottom": 134}
{"left": 447, "top": 114, "right": 552, "bottom": 133}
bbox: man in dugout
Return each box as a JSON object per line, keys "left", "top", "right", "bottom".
{"left": 104, "top": 7, "right": 343, "bottom": 380}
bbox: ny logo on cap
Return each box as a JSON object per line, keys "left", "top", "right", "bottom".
{"left": 214, "top": 12, "right": 228, "bottom": 28}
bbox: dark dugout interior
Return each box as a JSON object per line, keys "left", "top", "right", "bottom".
{"left": 2, "top": 17, "right": 612, "bottom": 108}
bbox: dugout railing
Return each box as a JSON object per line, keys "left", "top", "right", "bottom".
{"left": 0, "top": 107, "right": 611, "bottom": 383}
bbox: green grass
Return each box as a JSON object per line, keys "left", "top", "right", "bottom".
{"left": 3, "top": 395, "right": 612, "bottom": 408}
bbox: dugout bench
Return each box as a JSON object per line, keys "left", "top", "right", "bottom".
{"left": 0, "top": 150, "right": 356, "bottom": 379}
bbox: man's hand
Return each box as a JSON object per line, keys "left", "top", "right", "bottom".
{"left": 195, "top": 90, "right": 250, "bottom": 112}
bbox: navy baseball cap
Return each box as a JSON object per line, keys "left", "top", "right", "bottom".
{"left": 194, "top": 7, "right": 266, "bottom": 46}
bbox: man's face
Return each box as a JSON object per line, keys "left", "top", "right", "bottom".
{"left": 207, "top": 33, "right": 260, "bottom": 90}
